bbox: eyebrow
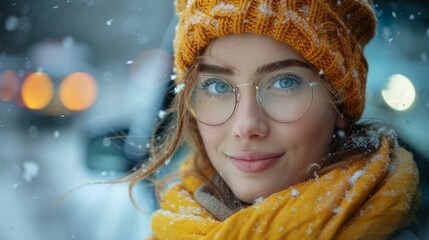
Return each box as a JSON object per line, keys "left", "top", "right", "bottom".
{"left": 198, "top": 63, "right": 235, "bottom": 75}
{"left": 256, "top": 59, "right": 313, "bottom": 76}
{"left": 198, "top": 59, "right": 313, "bottom": 76}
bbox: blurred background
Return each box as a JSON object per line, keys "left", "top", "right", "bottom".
{"left": 0, "top": 0, "right": 428, "bottom": 239}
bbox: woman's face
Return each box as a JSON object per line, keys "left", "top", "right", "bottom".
{"left": 195, "top": 33, "right": 342, "bottom": 203}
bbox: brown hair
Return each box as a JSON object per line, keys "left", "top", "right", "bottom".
{"left": 113, "top": 58, "right": 212, "bottom": 207}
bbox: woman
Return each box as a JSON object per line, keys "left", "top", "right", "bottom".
{"left": 124, "top": 0, "right": 420, "bottom": 238}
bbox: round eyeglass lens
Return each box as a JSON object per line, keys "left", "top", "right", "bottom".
{"left": 189, "top": 79, "right": 236, "bottom": 125}
{"left": 259, "top": 72, "right": 313, "bottom": 122}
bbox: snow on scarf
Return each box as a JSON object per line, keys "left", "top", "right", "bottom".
{"left": 149, "top": 138, "right": 419, "bottom": 239}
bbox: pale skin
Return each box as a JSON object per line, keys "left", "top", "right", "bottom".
{"left": 196, "top": 33, "right": 345, "bottom": 203}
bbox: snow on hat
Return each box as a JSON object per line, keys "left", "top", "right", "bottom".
{"left": 173, "top": 0, "right": 376, "bottom": 122}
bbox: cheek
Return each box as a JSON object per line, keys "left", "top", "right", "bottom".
{"left": 286, "top": 102, "right": 337, "bottom": 153}
{"left": 314, "top": 107, "right": 336, "bottom": 139}
{"left": 197, "top": 123, "right": 223, "bottom": 154}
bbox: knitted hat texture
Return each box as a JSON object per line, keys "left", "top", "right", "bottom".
{"left": 174, "top": 0, "right": 376, "bottom": 122}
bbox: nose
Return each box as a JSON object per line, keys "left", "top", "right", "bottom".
{"left": 230, "top": 85, "right": 269, "bottom": 140}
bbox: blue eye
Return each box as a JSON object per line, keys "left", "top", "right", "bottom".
{"left": 200, "top": 78, "right": 232, "bottom": 94}
{"left": 270, "top": 74, "right": 303, "bottom": 90}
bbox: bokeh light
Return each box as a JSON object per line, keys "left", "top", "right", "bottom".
{"left": 0, "top": 70, "right": 20, "bottom": 101}
{"left": 59, "top": 72, "right": 98, "bottom": 111}
{"left": 381, "top": 74, "right": 416, "bottom": 111}
{"left": 21, "top": 72, "right": 54, "bottom": 110}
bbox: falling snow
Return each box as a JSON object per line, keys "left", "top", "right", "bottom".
{"left": 258, "top": 1, "right": 274, "bottom": 17}
{"left": 22, "top": 161, "right": 40, "bottom": 182}
{"left": 349, "top": 170, "right": 365, "bottom": 186}
{"left": 157, "top": 209, "right": 217, "bottom": 225}
{"left": 343, "top": 126, "right": 398, "bottom": 153}
{"left": 253, "top": 196, "right": 264, "bottom": 204}
{"left": 164, "top": 158, "right": 171, "bottom": 165}
{"left": 337, "top": 129, "right": 346, "bottom": 139}
{"left": 158, "top": 110, "right": 167, "bottom": 119}
{"left": 291, "top": 188, "right": 299, "bottom": 198}
{"left": 106, "top": 19, "right": 114, "bottom": 26}
{"left": 53, "top": 130, "right": 60, "bottom": 138}
{"left": 211, "top": 2, "right": 239, "bottom": 15}
{"left": 333, "top": 206, "right": 341, "bottom": 214}
{"left": 102, "top": 138, "right": 111, "bottom": 147}
{"left": 174, "top": 83, "right": 185, "bottom": 93}
{"left": 5, "top": 16, "right": 19, "bottom": 31}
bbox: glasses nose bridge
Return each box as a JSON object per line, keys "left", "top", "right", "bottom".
{"left": 235, "top": 82, "right": 258, "bottom": 103}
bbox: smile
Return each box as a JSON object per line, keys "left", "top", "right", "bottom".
{"left": 228, "top": 152, "right": 284, "bottom": 173}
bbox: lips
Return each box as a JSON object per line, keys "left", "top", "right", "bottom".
{"left": 228, "top": 152, "right": 284, "bottom": 173}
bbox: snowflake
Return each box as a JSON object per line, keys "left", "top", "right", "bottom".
{"left": 349, "top": 170, "right": 365, "bottom": 186}
{"left": 174, "top": 83, "right": 185, "bottom": 93}
{"left": 291, "top": 188, "right": 299, "bottom": 198}
{"left": 253, "top": 196, "right": 264, "bottom": 204}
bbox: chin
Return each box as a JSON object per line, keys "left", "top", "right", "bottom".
{"left": 230, "top": 179, "right": 293, "bottom": 203}
{"left": 232, "top": 186, "right": 276, "bottom": 203}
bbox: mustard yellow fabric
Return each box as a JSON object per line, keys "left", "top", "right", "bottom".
{"left": 150, "top": 138, "right": 419, "bottom": 239}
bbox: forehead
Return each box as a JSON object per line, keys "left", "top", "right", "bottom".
{"left": 201, "top": 33, "right": 310, "bottom": 70}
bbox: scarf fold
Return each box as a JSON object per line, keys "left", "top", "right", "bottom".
{"left": 194, "top": 173, "right": 248, "bottom": 221}
{"left": 150, "top": 138, "right": 420, "bottom": 239}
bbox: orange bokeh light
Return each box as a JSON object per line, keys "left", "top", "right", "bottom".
{"left": 59, "top": 72, "right": 98, "bottom": 111}
{"left": 21, "top": 72, "right": 54, "bottom": 110}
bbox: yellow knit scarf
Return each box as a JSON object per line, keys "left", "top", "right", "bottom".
{"left": 150, "top": 138, "right": 419, "bottom": 239}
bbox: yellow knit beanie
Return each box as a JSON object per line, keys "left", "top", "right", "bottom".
{"left": 174, "top": 0, "right": 376, "bottom": 122}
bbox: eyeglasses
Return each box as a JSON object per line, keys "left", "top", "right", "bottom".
{"left": 188, "top": 71, "right": 321, "bottom": 126}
